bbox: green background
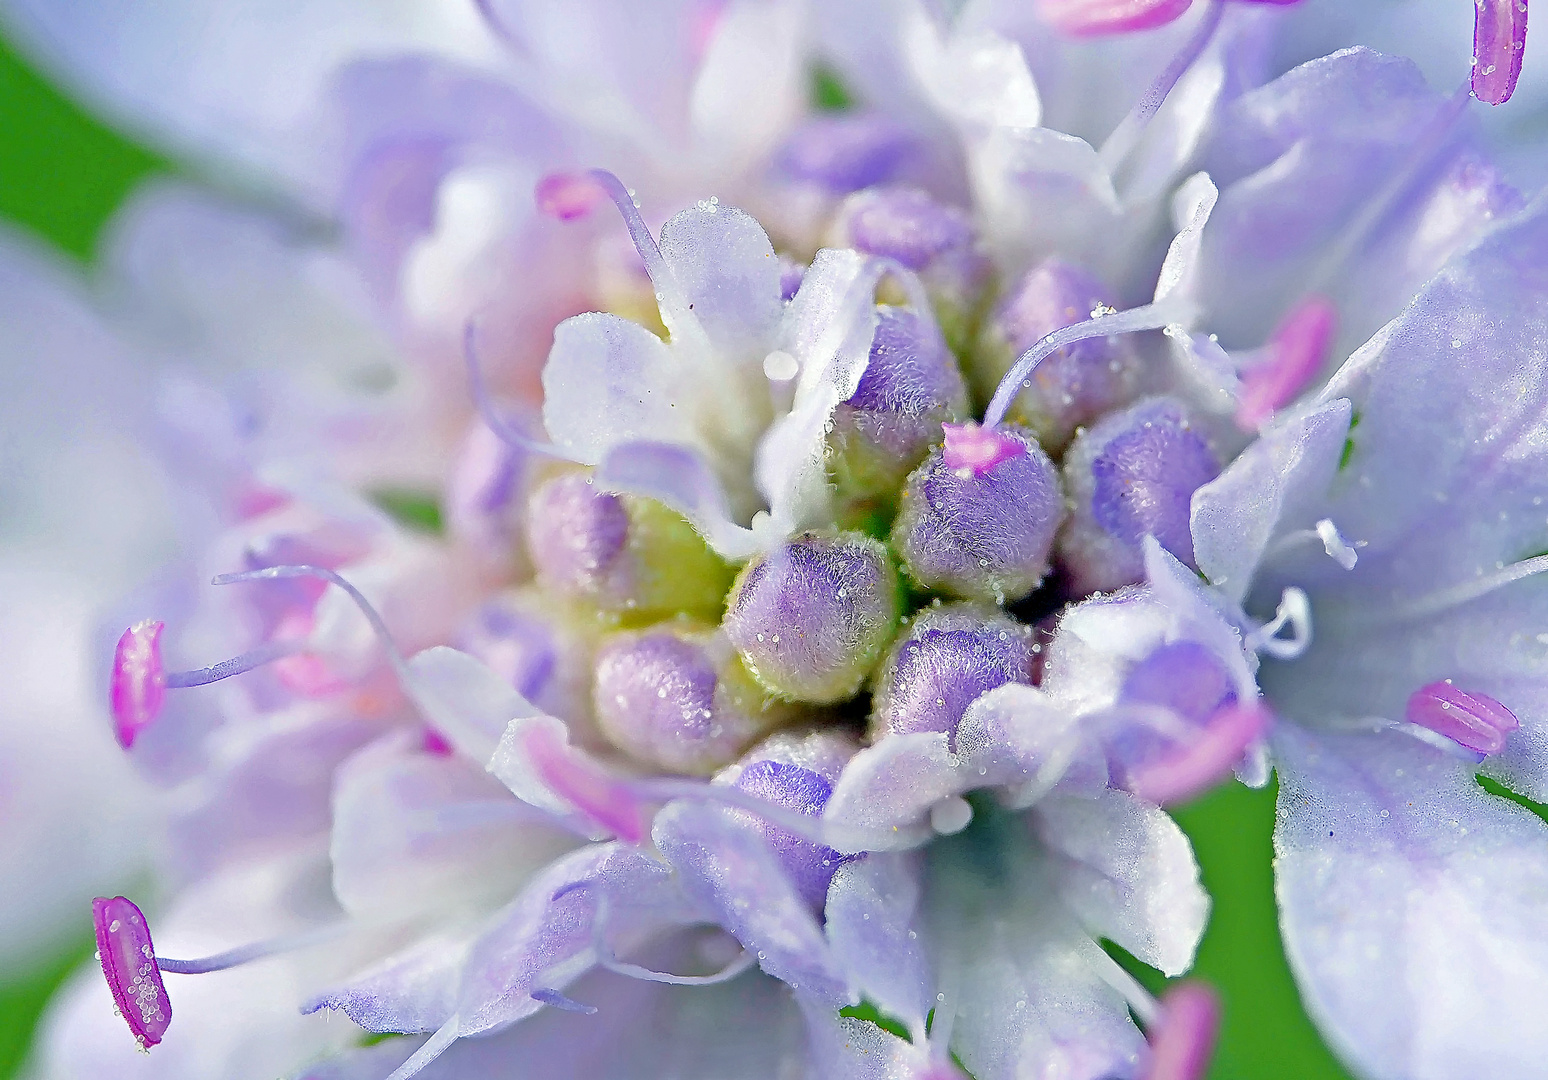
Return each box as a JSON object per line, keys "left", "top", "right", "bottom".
{"left": 0, "top": 31, "right": 1356, "bottom": 1080}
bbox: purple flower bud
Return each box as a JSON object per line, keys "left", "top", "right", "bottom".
{"left": 975, "top": 260, "right": 1141, "bottom": 450}
{"left": 829, "top": 306, "right": 968, "bottom": 508}
{"left": 724, "top": 531, "right": 902, "bottom": 703}
{"left": 1106, "top": 641, "right": 1239, "bottom": 792}
{"left": 891, "top": 426, "right": 1064, "bottom": 603}
{"left": 834, "top": 188, "right": 990, "bottom": 322}
{"left": 1059, "top": 398, "right": 1220, "bottom": 595}
{"left": 778, "top": 112, "right": 914, "bottom": 194}
{"left": 92, "top": 896, "right": 172, "bottom": 1049}
{"left": 593, "top": 624, "right": 799, "bottom": 774}
{"left": 722, "top": 729, "right": 860, "bottom": 909}
{"left": 870, "top": 604, "right": 1038, "bottom": 744}
{"left": 525, "top": 471, "right": 733, "bottom": 623}
{"left": 1405, "top": 680, "right": 1519, "bottom": 757}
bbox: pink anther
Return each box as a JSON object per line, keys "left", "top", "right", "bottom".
{"left": 110, "top": 621, "right": 166, "bottom": 749}
{"left": 941, "top": 422, "right": 1024, "bottom": 476}
{"left": 92, "top": 896, "right": 172, "bottom": 1049}
{"left": 536, "top": 171, "right": 609, "bottom": 222}
{"left": 1235, "top": 295, "right": 1336, "bottom": 431}
{"left": 1473, "top": 0, "right": 1529, "bottom": 106}
{"left": 1142, "top": 981, "right": 1221, "bottom": 1080}
{"left": 1405, "top": 680, "right": 1518, "bottom": 756}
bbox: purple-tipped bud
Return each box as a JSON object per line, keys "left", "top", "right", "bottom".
{"left": 724, "top": 531, "right": 902, "bottom": 704}
{"left": 829, "top": 307, "right": 968, "bottom": 507}
{"left": 1405, "top": 680, "right": 1519, "bottom": 757}
{"left": 593, "top": 624, "right": 799, "bottom": 774}
{"left": 778, "top": 113, "right": 914, "bottom": 194}
{"left": 1142, "top": 981, "right": 1222, "bottom": 1080}
{"left": 834, "top": 188, "right": 989, "bottom": 314}
{"left": 891, "top": 426, "right": 1064, "bottom": 604}
{"left": 722, "top": 729, "right": 859, "bottom": 908}
{"left": 1059, "top": 398, "right": 1220, "bottom": 595}
{"left": 870, "top": 604, "right": 1038, "bottom": 744}
{"left": 111, "top": 621, "right": 166, "bottom": 749}
{"left": 525, "top": 471, "right": 733, "bottom": 624}
{"left": 976, "top": 260, "right": 1140, "bottom": 450}
{"left": 1472, "top": 0, "right": 1529, "bottom": 106}
{"left": 92, "top": 896, "right": 172, "bottom": 1049}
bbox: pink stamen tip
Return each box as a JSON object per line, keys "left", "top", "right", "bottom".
{"left": 1473, "top": 0, "right": 1529, "bottom": 106}
{"left": 111, "top": 621, "right": 166, "bottom": 750}
{"left": 1127, "top": 701, "right": 1273, "bottom": 806}
{"left": 92, "top": 896, "right": 172, "bottom": 1050}
{"left": 941, "top": 422, "right": 1024, "bottom": 476}
{"left": 1143, "top": 981, "right": 1221, "bottom": 1080}
{"left": 422, "top": 727, "right": 455, "bottom": 757}
{"left": 535, "top": 171, "right": 608, "bottom": 222}
{"left": 1235, "top": 295, "right": 1337, "bottom": 431}
{"left": 1035, "top": 0, "right": 1194, "bottom": 37}
{"left": 524, "top": 724, "right": 652, "bottom": 843}
{"left": 1405, "top": 680, "right": 1519, "bottom": 756}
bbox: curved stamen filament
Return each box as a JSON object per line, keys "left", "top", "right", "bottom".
{"left": 1246, "top": 587, "right": 1311, "bottom": 659}
{"left": 162, "top": 639, "right": 304, "bottom": 689}
{"left": 983, "top": 302, "right": 1186, "bottom": 430}
{"left": 462, "top": 323, "right": 576, "bottom": 462}
{"left": 1099, "top": 0, "right": 1226, "bottom": 173}
{"left": 156, "top": 922, "right": 348, "bottom": 975}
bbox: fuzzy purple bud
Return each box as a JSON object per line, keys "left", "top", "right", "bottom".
{"left": 870, "top": 604, "right": 1038, "bottom": 744}
{"left": 525, "top": 471, "right": 733, "bottom": 623}
{"left": 891, "top": 426, "right": 1064, "bottom": 603}
{"left": 835, "top": 188, "right": 990, "bottom": 315}
{"left": 778, "top": 112, "right": 914, "bottom": 194}
{"left": 1405, "top": 680, "right": 1519, "bottom": 757}
{"left": 722, "top": 729, "right": 859, "bottom": 908}
{"left": 724, "top": 531, "right": 902, "bottom": 704}
{"left": 92, "top": 896, "right": 172, "bottom": 1049}
{"left": 593, "top": 624, "right": 799, "bottom": 774}
{"left": 1059, "top": 398, "right": 1220, "bottom": 595}
{"left": 976, "top": 260, "right": 1140, "bottom": 450}
{"left": 829, "top": 306, "right": 968, "bottom": 507}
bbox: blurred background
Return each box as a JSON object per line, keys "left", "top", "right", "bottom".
{"left": 0, "top": 25, "right": 1359, "bottom": 1080}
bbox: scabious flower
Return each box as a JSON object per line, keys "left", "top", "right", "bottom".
{"left": 4, "top": 2, "right": 1545, "bottom": 1080}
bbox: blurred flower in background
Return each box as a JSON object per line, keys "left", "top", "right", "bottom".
{"left": 0, "top": 2, "right": 1543, "bottom": 1080}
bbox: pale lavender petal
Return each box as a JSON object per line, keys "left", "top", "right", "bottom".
{"left": 656, "top": 200, "right": 783, "bottom": 368}
{"left": 1198, "top": 47, "right": 1521, "bottom": 366}
{"left": 1190, "top": 398, "right": 1352, "bottom": 604}
{"left": 541, "top": 312, "right": 687, "bottom": 464}
{"left": 652, "top": 801, "right": 848, "bottom": 1002}
{"left": 1031, "top": 790, "right": 1209, "bottom": 977}
{"left": 822, "top": 733, "right": 964, "bottom": 849}
{"left": 456, "top": 843, "right": 696, "bottom": 1035}
{"left": 328, "top": 734, "right": 580, "bottom": 920}
{"left": 0, "top": 0, "right": 501, "bottom": 186}
{"left": 593, "top": 441, "right": 760, "bottom": 559}
{"left": 824, "top": 852, "right": 934, "bottom": 1038}
{"left": 303, "top": 929, "right": 471, "bottom": 1035}
{"left": 406, "top": 646, "right": 539, "bottom": 764}
{"left": 1034, "top": 0, "right": 1193, "bottom": 38}
{"left": 1274, "top": 726, "right": 1548, "bottom": 1078}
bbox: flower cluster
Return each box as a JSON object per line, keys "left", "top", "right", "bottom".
{"left": 7, "top": 2, "right": 1544, "bottom": 1080}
